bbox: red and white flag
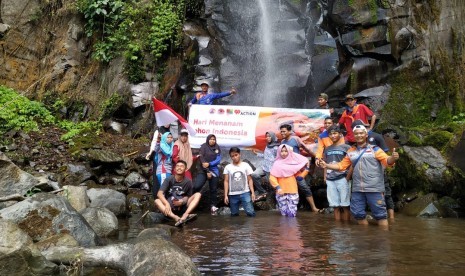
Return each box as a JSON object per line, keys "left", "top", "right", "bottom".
{"left": 152, "top": 98, "right": 196, "bottom": 135}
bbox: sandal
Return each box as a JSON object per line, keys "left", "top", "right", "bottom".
{"left": 185, "top": 214, "right": 198, "bottom": 223}
{"left": 317, "top": 208, "right": 326, "bottom": 214}
{"left": 175, "top": 214, "right": 197, "bottom": 227}
{"left": 174, "top": 219, "right": 185, "bottom": 227}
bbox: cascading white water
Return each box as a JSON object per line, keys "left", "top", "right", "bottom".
{"left": 257, "top": 0, "right": 283, "bottom": 106}
{"left": 202, "top": 0, "right": 313, "bottom": 108}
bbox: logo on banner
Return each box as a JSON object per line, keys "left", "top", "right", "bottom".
{"left": 209, "top": 108, "right": 215, "bottom": 114}
{"left": 239, "top": 110, "right": 256, "bottom": 116}
{"left": 218, "top": 108, "right": 225, "bottom": 114}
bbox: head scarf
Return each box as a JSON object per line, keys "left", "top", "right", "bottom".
{"left": 270, "top": 144, "right": 308, "bottom": 178}
{"left": 160, "top": 132, "right": 174, "bottom": 157}
{"left": 199, "top": 134, "right": 221, "bottom": 163}
{"left": 174, "top": 134, "right": 193, "bottom": 170}
{"left": 266, "top": 131, "right": 280, "bottom": 148}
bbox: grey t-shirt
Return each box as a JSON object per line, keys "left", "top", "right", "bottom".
{"left": 223, "top": 162, "right": 253, "bottom": 196}
{"left": 324, "top": 143, "right": 351, "bottom": 180}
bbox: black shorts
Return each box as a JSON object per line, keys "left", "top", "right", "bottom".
{"left": 168, "top": 197, "right": 187, "bottom": 215}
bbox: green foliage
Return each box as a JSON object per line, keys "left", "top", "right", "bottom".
{"left": 0, "top": 86, "right": 103, "bottom": 147}
{"left": 24, "top": 187, "right": 42, "bottom": 197}
{"left": 407, "top": 134, "right": 423, "bottom": 146}
{"left": 148, "top": 1, "right": 182, "bottom": 59}
{"left": 423, "top": 130, "right": 453, "bottom": 149}
{"left": 124, "top": 43, "right": 146, "bottom": 83}
{"left": 77, "top": 0, "right": 124, "bottom": 38}
{"left": 384, "top": 71, "right": 445, "bottom": 127}
{"left": 99, "top": 93, "right": 124, "bottom": 121}
{"left": 59, "top": 120, "right": 101, "bottom": 143}
{"left": 452, "top": 112, "right": 465, "bottom": 122}
{"left": 0, "top": 86, "right": 55, "bottom": 135}
{"left": 78, "top": 0, "right": 186, "bottom": 81}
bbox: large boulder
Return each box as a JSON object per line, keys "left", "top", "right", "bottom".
{"left": 41, "top": 226, "right": 200, "bottom": 275}
{"left": 0, "top": 219, "right": 57, "bottom": 275}
{"left": 35, "top": 233, "right": 79, "bottom": 251}
{"left": 128, "top": 228, "right": 200, "bottom": 276}
{"left": 402, "top": 146, "right": 451, "bottom": 193}
{"left": 33, "top": 172, "right": 60, "bottom": 192}
{"left": 124, "top": 171, "right": 147, "bottom": 188}
{"left": 0, "top": 193, "right": 100, "bottom": 246}
{"left": 0, "top": 159, "right": 39, "bottom": 198}
{"left": 87, "top": 188, "right": 127, "bottom": 216}
{"left": 329, "top": 0, "right": 386, "bottom": 27}
{"left": 60, "top": 163, "right": 95, "bottom": 186}
{"left": 131, "top": 82, "right": 159, "bottom": 108}
{"left": 85, "top": 149, "right": 124, "bottom": 166}
{"left": 81, "top": 207, "right": 118, "bottom": 237}
{"left": 402, "top": 193, "right": 443, "bottom": 217}
{"left": 60, "top": 185, "right": 90, "bottom": 212}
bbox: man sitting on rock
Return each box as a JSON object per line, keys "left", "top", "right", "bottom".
{"left": 154, "top": 160, "right": 201, "bottom": 226}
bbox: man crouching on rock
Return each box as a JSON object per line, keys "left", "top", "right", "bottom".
{"left": 155, "top": 160, "right": 201, "bottom": 226}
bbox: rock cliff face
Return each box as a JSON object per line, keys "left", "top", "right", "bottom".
{"left": 195, "top": 0, "right": 464, "bottom": 109}
{"left": 1, "top": 1, "right": 465, "bottom": 204}
{"left": 1, "top": 0, "right": 463, "bottom": 112}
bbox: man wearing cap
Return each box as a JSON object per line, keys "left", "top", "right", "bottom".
{"left": 188, "top": 82, "right": 237, "bottom": 106}
{"left": 351, "top": 120, "right": 395, "bottom": 219}
{"left": 338, "top": 94, "right": 376, "bottom": 144}
{"left": 319, "top": 124, "right": 399, "bottom": 226}
{"left": 173, "top": 129, "right": 195, "bottom": 180}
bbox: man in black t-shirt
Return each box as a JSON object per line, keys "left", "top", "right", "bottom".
{"left": 154, "top": 160, "right": 201, "bottom": 226}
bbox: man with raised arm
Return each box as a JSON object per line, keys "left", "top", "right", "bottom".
{"left": 319, "top": 125, "right": 399, "bottom": 226}
{"left": 188, "top": 82, "right": 237, "bottom": 106}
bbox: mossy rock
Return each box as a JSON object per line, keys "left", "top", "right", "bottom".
{"left": 423, "top": 130, "right": 453, "bottom": 149}
{"left": 407, "top": 133, "right": 423, "bottom": 146}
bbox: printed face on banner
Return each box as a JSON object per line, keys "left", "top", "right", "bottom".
{"left": 188, "top": 105, "right": 330, "bottom": 152}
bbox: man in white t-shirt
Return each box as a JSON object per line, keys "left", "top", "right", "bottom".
{"left": 223, "top": 147, "right": 256, "bottom": 217}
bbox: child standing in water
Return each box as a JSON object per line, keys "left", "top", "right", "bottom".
{"left": 269, "top": 144, "right": 310, "bottom": 217}
{"left": 223, "top": 147, "right": 256, "bottom": 217}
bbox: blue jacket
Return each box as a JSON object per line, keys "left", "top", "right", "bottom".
{"left": 190, "top": 92, "right": 232, "bottom": 105}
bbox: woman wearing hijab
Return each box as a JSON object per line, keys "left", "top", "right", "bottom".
{"left": 194, "top": 134, "right": 221, "bottom": 215}
{"left": 172, "top": 129, "right": 194, "bottom": 180}
{"left": 153, "top": 132, "right": 175, "bottom": 193}
{"left": 269, "top": 144, "right": 310, "bottom": 217}
{"left": 251, "top": 131, "right": 280, "bottom": 200}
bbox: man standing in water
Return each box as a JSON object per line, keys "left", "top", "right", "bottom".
{"left": 351, "top": 120, "right": 395, "bottom": 219}
{"left": 155, "top": 160, "right": 201, "bottom": 227}
{"left": 280, "top": 124, "right": 320, "bottom": 212}
{"left": 319, "top": 125, "right": 399, "bottom": 226}
{"left": 188, "top": 82, "right": 237, "bottom": 106}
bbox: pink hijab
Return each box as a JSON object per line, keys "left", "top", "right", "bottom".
{"left": 270, "top": 144, "right": 309, "bottom": 177}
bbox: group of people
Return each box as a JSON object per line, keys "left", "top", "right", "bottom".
{"left": 146, "top": 84, "right": 399, "bottom": 227}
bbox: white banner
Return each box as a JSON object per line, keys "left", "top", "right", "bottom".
{"left": 188, "top": 105, "right": 330, "bottom": 149}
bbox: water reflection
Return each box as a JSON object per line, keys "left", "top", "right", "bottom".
{"left": 168, "top": 213, "right": 465, "bottom": 275}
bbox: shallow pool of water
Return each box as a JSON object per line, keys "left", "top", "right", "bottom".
{"left": 167, "top": 211, "right": 465, "bottom": 275}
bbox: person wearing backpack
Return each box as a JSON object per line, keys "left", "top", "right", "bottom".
{"left": 319, "top": 125, "right": 399, "bottom": 226}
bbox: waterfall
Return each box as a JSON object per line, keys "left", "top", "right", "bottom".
{"left": 199, "top": 0, "right": 314, "bottom": 108}
{"left": 257, "top": 0, "right": 283, "bottom": 107}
